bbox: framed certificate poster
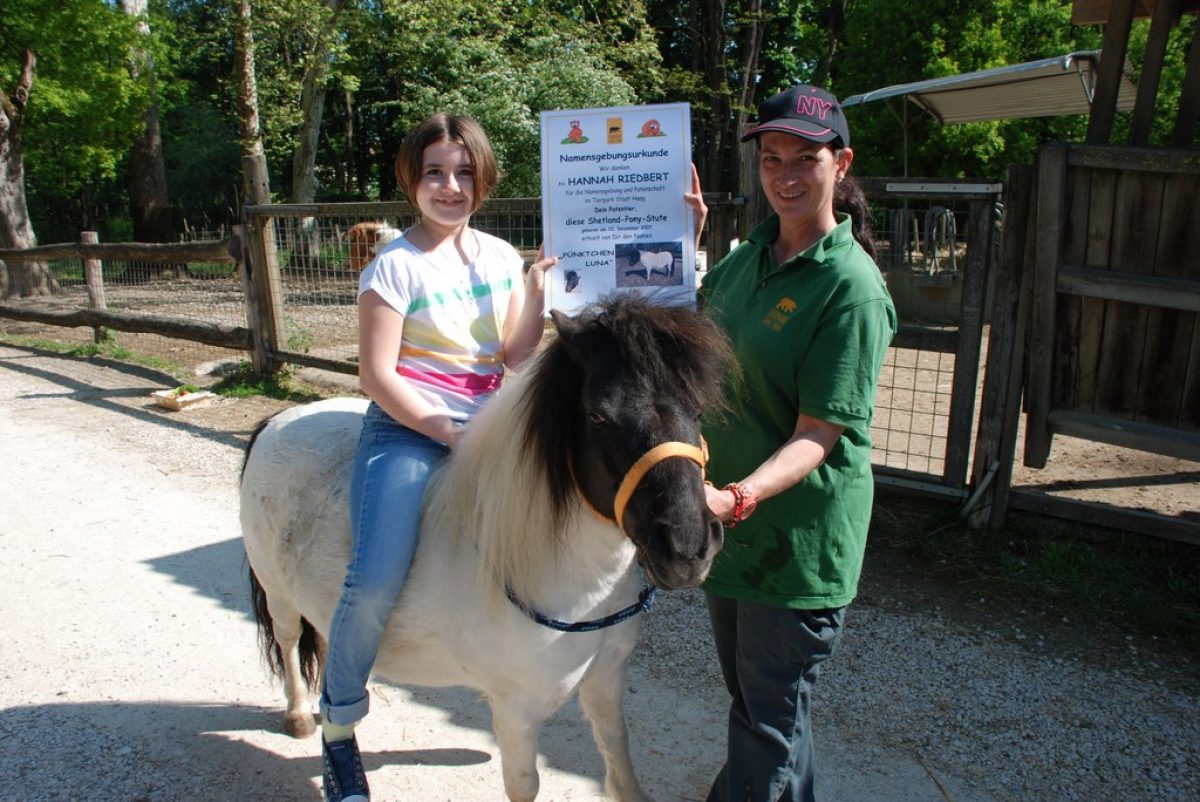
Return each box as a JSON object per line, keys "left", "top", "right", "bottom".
{"left": 540, "top": 103, "right": 695, "bottom": 314}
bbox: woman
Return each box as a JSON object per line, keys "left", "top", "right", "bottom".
{"left": 691, "top": 85, "right": 896, "bottom": 801}
{"left": 320, "top": 112, "right": 555, "bottom": 802}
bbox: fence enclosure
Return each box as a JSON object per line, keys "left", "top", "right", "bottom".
{"left": 2, "top": 176, "right": 1194, "bottom": 541}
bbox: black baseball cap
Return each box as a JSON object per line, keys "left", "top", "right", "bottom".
{"left": 740, "top": 85, "right": 850, "bottom": 147}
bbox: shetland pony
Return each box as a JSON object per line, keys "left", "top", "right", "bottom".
{"left": 345, "top": 221, "right": 403, "bottom": 270}
{"left": 241, "top": 296, "right": 734, "bottom": 801}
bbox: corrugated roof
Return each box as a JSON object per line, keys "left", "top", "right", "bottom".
{"left": 841, "top": 51, "right": 1137, "bottom": 125}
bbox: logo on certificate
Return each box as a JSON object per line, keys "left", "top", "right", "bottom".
{"left": 562, "top": 120, "right": 588, "bottom": 145}
{"left": 606, "top": 118, "right": 623, "bottom": 144}
{"left": 638, "top": 119, "right": 665, "bottom": 137}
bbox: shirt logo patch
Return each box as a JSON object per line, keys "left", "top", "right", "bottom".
{"left": 761, "top": 297, "right": 797, "bottom": 332}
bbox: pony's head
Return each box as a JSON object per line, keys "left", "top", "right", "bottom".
{"left": 523, "top": 295, "right": 735, "bottom": 590}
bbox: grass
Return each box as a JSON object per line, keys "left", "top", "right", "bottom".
{"left": 209, "top": 360, "right": 325, "bottom": 403}
{"left": 870, "top": 490, "right": 1200, "bottom": 653}
{"left": 0, "top": 331, "right": 189, "bottom": 377}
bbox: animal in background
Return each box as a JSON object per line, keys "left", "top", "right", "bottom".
{"left": 624, "top": 249, "right": 676, "bottom": 281}
{"left": 346, "top": 221, "right": 403, "bottom": 271}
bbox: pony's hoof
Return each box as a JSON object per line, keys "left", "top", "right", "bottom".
{"left": 285, "top": 711, "right": 318, "bottom": 738}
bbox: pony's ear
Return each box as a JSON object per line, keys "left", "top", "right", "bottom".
{"left": 549, "top": 308, "right": 576, "bottom": 336}
{"left": 549, "top": 308, "right": 590, "bottom": 364}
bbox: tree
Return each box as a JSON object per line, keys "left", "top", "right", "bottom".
{"left": 0, "top": 50, "right": 48, "bottom": 297}
{"left": 234, "top": 0, "right": 271, "bottom": 206}
{"left": 1, "top": 0, "right": 145, "bottom": 297}
{"left": 122, "top": 0, "right": 174, "bottom": 245}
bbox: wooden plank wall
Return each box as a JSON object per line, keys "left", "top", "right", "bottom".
{"left": 1026, "top": 145, "right": 1200, "bottom": 467}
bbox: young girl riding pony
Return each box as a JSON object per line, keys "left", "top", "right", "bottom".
{"left": 319, "top": 112, "right": 555, "bottom": 802}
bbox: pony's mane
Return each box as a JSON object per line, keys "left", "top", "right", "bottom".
{"left": 421, "top": 295, "right": 734, "bottom": 599}
{"left": 522, "top": 296, "right": 734, "bottom": 525}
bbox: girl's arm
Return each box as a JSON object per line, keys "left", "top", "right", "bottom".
{"left": 704, "top": 412, "right": 844, "bottom": 525}
{"left": 502, "top": 251, "right": 558, "bottom": 370}
{"left": 358, "top": 289, "right": 463, "bottom": 447}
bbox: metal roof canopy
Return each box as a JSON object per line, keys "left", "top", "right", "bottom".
{"left": 841, "top": 51, "right": 1137, "bottom": 126}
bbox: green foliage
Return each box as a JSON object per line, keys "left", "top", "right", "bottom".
{"left": 13, "top": 0, "right": 1199, "bottom": 235}
{"left": 2, "top": 0, "right": 150, "bottom": 197}
{"left": 284, "top": 316, "right": 315, "bottom": 354}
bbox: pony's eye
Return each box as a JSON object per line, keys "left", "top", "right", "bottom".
{"left": 587, "top": 411, "right": 607, "bottom": 427}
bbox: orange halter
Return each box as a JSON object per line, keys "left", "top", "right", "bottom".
{"left": 577, "top": 438, "right": 709, "bottom": 538}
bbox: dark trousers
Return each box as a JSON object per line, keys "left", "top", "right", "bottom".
{"left": 704, "top": 593, "right": 846, "bottom": 802}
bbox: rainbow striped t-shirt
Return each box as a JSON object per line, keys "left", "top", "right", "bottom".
{"left": 358, "top": 229, "right": 524, "bottom": 421}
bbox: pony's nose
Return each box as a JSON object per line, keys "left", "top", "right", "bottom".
{"left": 653, "top": 514, "right": 722, "bottom": 562}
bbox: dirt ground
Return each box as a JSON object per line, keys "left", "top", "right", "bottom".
{"left": 2, "top": 344, "right": 1198, "bottom": 802}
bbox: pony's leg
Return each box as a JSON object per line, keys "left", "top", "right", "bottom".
{"left": 489, "top": 696, "right": 546, "bottom": 802}
{"left": 579, "top": 663, "right": 651, "bottom": 802}
{"left": 270, "top": 599, "right": 318, "bottom": 738}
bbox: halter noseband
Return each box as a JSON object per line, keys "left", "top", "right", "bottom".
{"left": 578, "top": 438, "right": 708, "bottom": 537}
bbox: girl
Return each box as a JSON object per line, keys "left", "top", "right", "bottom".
{"left": 319, "top": 113, "right": 555, "bottom": 802}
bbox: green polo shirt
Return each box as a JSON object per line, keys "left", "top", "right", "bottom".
{"left": 700, "top": 213, "right": 896, "bottom": 608}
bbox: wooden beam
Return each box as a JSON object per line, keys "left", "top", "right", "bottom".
{"left": 1087, "top": 0, "right": 1138, "bottom": 144}
{"left": 968, "top": 165, "right": 1036, "bottom": 529}
{"left": 1072, "top": 0, "right": 1199, "bottom": 25}
{"left": 1008, "top": 487, "right": 1199, "bottom": 543}
{"left": 1173, "top": 14, "right": 1200, "bottom": 145}
{"left": 1057, "top": 265, "right": 1200, "bottom": 311}
{"left": 1066, "top": 144, "right": 1200, "bottom": 172}
{"left": 0, "top": 239, "right": 237, "bottom": 264}
{"left": 0, "top": 305, "right": 253, "bottom": 351}
{"left": 1025, "top": 145, "right": 1069, "bottom": 468}
{"left": 1048, "top": 409, "right": 1200, "bottom": 461}
{"left": 270, "top": 349, "right": 356, "bottom": 376}
{"left": 943, "top": 199, "right": 992, "bottom": 486}
{"left": 1130, "top": 0, "right": 1180, "bottom": 144}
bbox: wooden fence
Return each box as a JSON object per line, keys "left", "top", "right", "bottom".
{"left": 0, "top": 236, "right": 251, "bottom": 351}
{"left": 969, "top": 144, "right": 1200, "bottom": 544}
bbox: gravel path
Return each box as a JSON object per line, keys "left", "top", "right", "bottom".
{"left": 1, "top": 344, "right": 1197, "bottom": 802}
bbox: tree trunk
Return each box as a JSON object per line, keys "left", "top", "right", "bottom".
{"left": 732, "top": 0, "right": 765, "bottom": 206}
{"left": 290, "top": 0, "right": 348, "bottom": 271}
{"left": 811, "top": 0, "right": 847, "bottom": 88}
{"left": 0, "top": 49, "right": 55, "bottom": 299}
{"left": 235, "top": 0, "right": 270, "bottom": 206}
{"left": 699, "top": 1, "right": 729, "bottom": 193}
{"left": 122, "top": 0, "right": 174, "bottom": 282}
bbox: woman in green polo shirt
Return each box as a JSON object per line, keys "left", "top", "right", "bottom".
{"left": 689, "top": 84, "right": 896, "bottom": 802}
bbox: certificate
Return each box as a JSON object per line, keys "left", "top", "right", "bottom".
{"left": 540, "top": 103, "right": 695, "bottom": 314}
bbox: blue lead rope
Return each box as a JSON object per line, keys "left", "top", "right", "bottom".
{"left": 505, "top": 585, "right": 658, "bottom": 633}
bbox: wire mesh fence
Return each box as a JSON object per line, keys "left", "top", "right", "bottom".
{"left": 2, "top": 191, "right": 995, "bottom": 494}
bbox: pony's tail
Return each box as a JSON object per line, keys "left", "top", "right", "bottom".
{"left": 248, "top": 564, "right": 322, "bottom": 691}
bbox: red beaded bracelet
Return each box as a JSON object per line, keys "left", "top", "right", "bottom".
{"left": 723, "top": 482, "right": 757, "bottom": 527}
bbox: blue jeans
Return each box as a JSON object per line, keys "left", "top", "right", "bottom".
{"left": 320, "top": 402, "right": 449, "bottom": 726}
{"left": 704, "top": 594, "right": 846, "bottom": 802}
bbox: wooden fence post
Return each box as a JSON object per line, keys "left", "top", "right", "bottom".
{"left": 966, "top": 165, "right": 1036, "bottom": 529}
{"left": 1025, "top": 144, "right": 1069, "bottom": 468}
{"left": 942, "top": 198, "right": 993, "bottom": 487}
{"left": 240, "top": 208, "right": 286, "bottom": 375}
{"left": 81, "top": 231, "right": 107, "bottom": 343}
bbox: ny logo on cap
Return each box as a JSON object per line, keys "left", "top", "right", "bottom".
{"left": 795, "top": 95, "right": 832, "bottom": 119}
